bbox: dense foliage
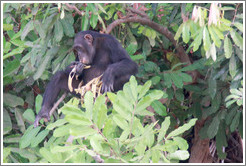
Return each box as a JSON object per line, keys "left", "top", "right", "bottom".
{"left": 2, "top": 3, "right": 243, "bottom": 163}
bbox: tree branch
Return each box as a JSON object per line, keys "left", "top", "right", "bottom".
{"left": 126, "top": 8, "right": 149, "bottom": 18}
{"left": 106, "top": 16, "right": 191, "bottom": 66}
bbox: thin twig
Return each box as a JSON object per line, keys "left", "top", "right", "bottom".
{"left": 49, "top": 92, "right": 67, "bottom": 117}
{"left": 65, "top": 3, "right": 84, "bottom": 16}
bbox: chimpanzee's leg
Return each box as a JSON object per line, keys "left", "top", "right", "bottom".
{"left": 34, "top": 67, "right": 81, "bottom": 127}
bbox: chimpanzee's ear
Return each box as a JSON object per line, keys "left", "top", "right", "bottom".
{"left": 84, "top": 34, "right": 93, "bottom": 44}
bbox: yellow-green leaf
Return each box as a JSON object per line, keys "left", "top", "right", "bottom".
{"left": 174, "top": 23, "right": 184, "bottom": 41}
{"left": 230, "top": 30, "right": 243, "bottom": 50}
{"left": 203, "top": 27, "right": 211, "bottom": 51}
{"left": 224, "top": 36, "right": 232, "bottom": 59}
{"left": 208, "top": 26, "right": 221, "bottom": 48}
{"left": 193, "top": 28, "right": 203, "bottom": 52}
{"left": 212, "top": 25, "right": 224, "bottom": 39}
{"left": 182, "top": 22, "right": 190, "bottom": 43}
{"left": 233, "top": 22, "right": 243, "bottom": 32}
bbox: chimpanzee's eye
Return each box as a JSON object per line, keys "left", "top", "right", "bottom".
{"left": 74, "top": 50, "right": 78, "bottom": 56}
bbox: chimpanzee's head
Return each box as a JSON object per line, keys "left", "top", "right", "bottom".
{"left": 73, "top": 33, "right": 95, "bottom": 64}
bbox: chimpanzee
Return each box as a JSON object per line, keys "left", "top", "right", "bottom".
{"left": 34, "top": 30, "right": 138, "bottom": 127}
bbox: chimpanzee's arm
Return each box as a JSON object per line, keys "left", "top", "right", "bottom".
{"left": 101, "top": 58, "right": 138, "bottom": 92}
{"left": 34, "top": 63, "right": 82, "bottom": 127}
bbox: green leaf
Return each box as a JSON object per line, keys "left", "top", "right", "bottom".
{"left": 3, "top": 59, "right": 20, "bottom": 77}
{"left": 31, "top": 129, "right": 49, "bottom": 147}
{"left": 208, "top": 78, "right": 217, "bottom": 99}
{"left": 20, "top": 125, "right": 41, "bottom": 148}
{"left": 192, "top": 28, "right": 203, "bottom": 52}
{"left": 51, "top": 145, "right": 77, "bottom": 153}
{"left": 21, "top": 20, "right": 34, "bottom": 40}
{"left": 142, "top": 39, "right": 151, "bottom": 56}
{"left": 229, "top": 54, "right": 237, "bottom": 78}
{"left": 179, "top": 72, "right": 192, "bottom": 83}
{"left": 35, "top": 94, "right": 43, "bottom": 114}
{"left": 212, "top": 25, "right": 224, "bottom": 39}
{"left": 3, "top": 109, "right": 12, "bottom": 135}
{"left": 46, "top": 119, "right": 67, "bottom": 130}
{"left": 173, "top": 137, "right": 189, "bottom": 150}
{"left": 230, "top": 30, "right": 243, "bottom": 50}
{"left": 96, "top": 103, "right": 107, "bottom": 129}
{"left": 70, "top": 126, "right": 97, "bottom": 138}
{"left": 207, "top": 115, "right": 220, "bottom": 139}
{"left": 158, "top": 117, "right": 170, "bottom": 142}
{"left": 233, "top": 22, "right": 243, "bottom": 32}
{"left": 126, "top": 43, "right": 138, "bottom": 55}
{"left": 90, "top": 14, "right": 98, "bottom": 29}
{"left": 174, "top": 23, "right": 184, "bottom": 41}
{"left": 203, "top": 26, "right": 211, "bottom": 51}
{"left": 10, "top": 39, "right": 25, "bottom": 47}
{"left": 170, "top": 73, "right": 183, "bottom": 88}
{"left": 15, "top": 109, "right": 25, "bottom": 133}
{"left": 23, "top": 109, "right": 35, "bottom": 123}
{"left": 65, "top": 115, "right": 92, "bottom": 126}
{"left": 151, "top": 100, "right": 167, "bottom": 116}
{"left": 90, "top": 134, "right": 104, "bottom": 153}
{"left": 151, "top": 149, "right": 161, "bottom": 163}
{"left": 81, "top": 10, "right": 89, "bottom": 31}
{"left": 216, "top": 122, "right": 228, "bottom": 159}
{"left": 97, "top": 14, "right": 106, "bottom": 32}
{"left": 167, "top": 118, "right": 197, "bottom": 139}
{"left": 120, "top": 129, "right": 130, "bottom": 142}
{"left": 11, "top": 147, "right": 38, "bottom": 162}
{"left": 33, "top": 47, "right": 59, "bottom": 80}
{"left": 163, "top": 73, "right": 172, "bottom": 88}
{"left": 3, "top": 93, "right": 24, "bottom": 107}
{"left": 147, "top": 90, "right": 164, "bottom": 101}
{"left": 53, "top": 124, "right": 72, "bottom": 137}
{"left": 117, "top": 91, "right": 133, "bottom": 112}
{"left": 208, "top": 26, "right": 221, "bottom": 48}
{"left": 60, "top": 15, "right": 75, "bottom": 37}
{"left": 113, "top": 114, "right": 128, "bottom": 130}
{"left": 151, "top": 76, "right": 161, "bottom": 85}
{"left": 224, "top": 36, "right": 233, "bottom": 59}
{"left": 129, "top": 76, "right": 138, "bottom": 101}
{"left": 40, "top": 147, "right": 55, "bottom": 162}
{"left": 3, "top": 24, "right": 13, "bottom": 31}
{"left": 3, "top": 47, "right": 25, "bottom": 60}
{"left": 54, "top": 20, "right": 64, "bottom": 42}
{"left": 182, "top": 22, "right": 190, "bottom": 43}
{"left": 175, "top": 89, "right": 184, "bottom": 102}
{"left": 123, "top": 83, "right": 136, "bottom": 105}
{"left": 138, "top": 80, "right": 151, "bottom": 99}
{"left": 135, "top": 141, "right": 146, "bottom": 156}
{"left": 34, "top": 20, "right": 46, "bottom": 39}
{"left": 230, "top": 111, "right": 240, "bottom": 132}
{"left": 96, "top": 4, "right": 107, "bottom": 14}
{"left": 84, "top": 91, "right": 94, "bottom": 119}
{"left": 168, "top": 150, "right": 189, "bottom": 160}
{"left": 113, "top": 101, "right": 131, "bottom": 120}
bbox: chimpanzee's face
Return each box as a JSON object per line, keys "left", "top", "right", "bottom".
{"left": 73, "top": 34, "right": 95, "bottom": 64}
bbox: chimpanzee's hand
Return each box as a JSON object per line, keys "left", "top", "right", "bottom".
{"left": 75, "top": 62, "right": 85, "bottom": 76}
{"left": 65, "top": 61, "right": 85, "bottom": 75}
{"left": 101, "top": 70, "right": 114, "bottom": 93}
{"left": 34, "top": 110, "right": 50, "bottom": 128}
